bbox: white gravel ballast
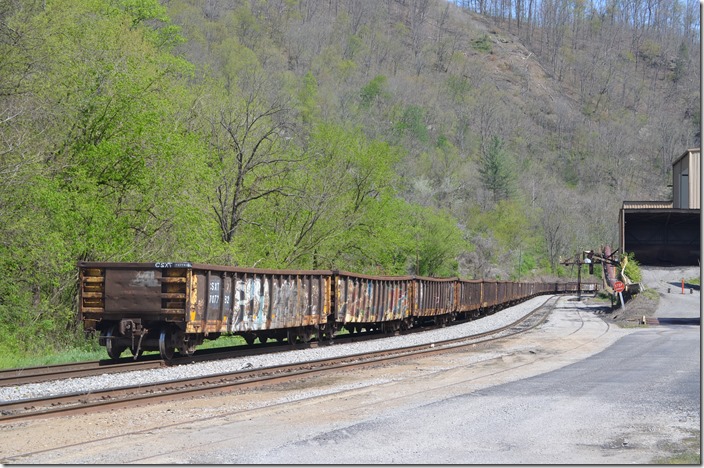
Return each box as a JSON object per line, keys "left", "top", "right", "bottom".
{"left": 1, "top": 295, "right": 556, "bottom": 403}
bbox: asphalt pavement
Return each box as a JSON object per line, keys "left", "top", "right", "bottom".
{"left": 241, "top": 319, "right": 699, "bottom": 464}
{"left": 235, "top": 267, "right": 701, "bottom": 464}
{"left": 640, "top": 266, "right": 700, "bottom": 320}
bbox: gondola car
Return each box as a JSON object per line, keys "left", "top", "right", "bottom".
{"left": 78, "top": 261, "right": 597, "bottom": 360}
{"left": 79, "top": 262, "right": 333, "bottom": 360}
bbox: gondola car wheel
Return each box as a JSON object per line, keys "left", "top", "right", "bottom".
{"left": 287, "top": 329, "right": 297, "bottom": 345}
{"left": 320, "top": 323, "right": 335, "bottom": 344}
{"left": 159, "top": 328, "right": 175, "bottom": 361}
{"left": 105, "top": 325, "right": 126, "bottom": 361}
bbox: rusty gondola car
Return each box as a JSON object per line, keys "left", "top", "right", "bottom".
{"left": 413, "top": 276, "right": 457, "bottom": 326}
{"left": 79, "top": 261, "right": 598, "bottom": 361}
{"left": 455, "top": 279, "right": 483, "bottom": 320}
{"left": 334, "top": 271, "right": 414, "bottom": 334}
{"left": 79, "top": 262, "right": 334, "bottom": 360}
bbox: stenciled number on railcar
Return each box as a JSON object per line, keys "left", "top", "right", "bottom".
{"left": 209, "top": 281, "right": 220, "bottom": 305}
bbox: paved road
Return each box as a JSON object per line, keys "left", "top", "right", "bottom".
{"left": 641, "top": 266, "right": 700, "bottom": 321}
{"left": 236, "top": 269, "right": 701, "bottom": 464}
{"left": 234, "top": 320, "right": 699, "bottom": 464}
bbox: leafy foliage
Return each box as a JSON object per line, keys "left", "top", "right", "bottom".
{"left": 622, "top": 253, "right": 643, "bottom": 284}
{"left": 0, "top": 0, "right": 698, "bottom": 359}
{"left": 478, "top": 136, "right": 514, "bottom": 204}
{"left": 360, "top": 75, "right": 388, "bottom": 108}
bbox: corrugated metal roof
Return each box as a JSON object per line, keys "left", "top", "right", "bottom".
{"left": 622, "top": 201, "right": 673, "bottom": 209}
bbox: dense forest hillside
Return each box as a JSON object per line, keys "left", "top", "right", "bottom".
{"left": 0, "top": 0, "right": 699, "bottom": 355}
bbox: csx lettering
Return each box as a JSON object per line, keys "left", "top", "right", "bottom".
{"left": 154, "top": 262, "right": 192, "bottom": 268}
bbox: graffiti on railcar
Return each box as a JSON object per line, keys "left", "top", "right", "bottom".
{"left": 271, "top": 279, "right": 298, "bottom": 327}
{"left": 231, "top": 277, "right": 269, "bottom": 332}
{"left": 384, "top": 282, "right": 409, "bottom": 321}
{"left": 230, "top": 275, "right": 323, "bottom": 330}
{"left": 339, "top": 278, "right": 409, "bottom": 322}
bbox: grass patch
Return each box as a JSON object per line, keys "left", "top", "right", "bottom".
{"left": 640, "top": 288, "right": 660, "bottom": 300}
{"left": 472, "top": 34, "right": 492, "bottom": 53}
{"left": 594, "top": 293, "right": 613, "bottom": 302}
{"left": 652, "top": 431, "right": 701, "bottom": 464}
{"left": 617, "top": 322, "right": 649, "bottom": 329}
{"left": 0, "top": 334, "right": 253, "bottom": 370}
{"left": 0, "top": 346, "right": 107, "bottom": 370}
{"left": 199, "top": 335, "right": 247, "bottom": 349}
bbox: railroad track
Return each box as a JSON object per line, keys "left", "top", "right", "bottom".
{"left": 0, "top": 329, "right": 453, "bottom": 388}
{"left": 0, "top": 307, "right": 515, "bottom": 388}
{"left": 0, "top": 344, "right": 299, "bottom": 388}
{"left": 0, "top": 358, "right": 166, "bottom": 387}
{"left": 0, "top": 297, "right": 557, "bottom": 423}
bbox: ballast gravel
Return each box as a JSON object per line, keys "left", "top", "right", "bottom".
{"left": 1, "top": 295, "right": 556, "bottom": 403}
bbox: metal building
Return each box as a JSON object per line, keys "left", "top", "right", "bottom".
{"left": 672, "top": 149, "right": 701, "bottom": 209}
{"left": 619, "top": 149, "right": 700, "bottom": 266}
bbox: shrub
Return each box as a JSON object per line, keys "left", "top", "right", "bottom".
{"left": 622, "top": 252, "right": 642, "bottom": 283}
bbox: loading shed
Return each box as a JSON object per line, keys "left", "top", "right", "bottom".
{"left": 619, "top": 149, "right": 700, "bottom": 266}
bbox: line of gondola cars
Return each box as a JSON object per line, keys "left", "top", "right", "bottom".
{"left": 78, "top": 262, "right": 598, "bottom": 360}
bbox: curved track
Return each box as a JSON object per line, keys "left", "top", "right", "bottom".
{"left": 0, "top": 298, "right": 558, "bottom": 423}
{"left": 0, "top": 298, "right": 543, "bottom": 388}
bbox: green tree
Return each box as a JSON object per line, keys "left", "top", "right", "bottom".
{"left": 0, "top": 0, "right": 198, "bottom": 355}
{"left": 360, "top": 74, "right": 388, "bottom": 108}
{"left": 200, "top": 69, "right": 294, "bottom": 246}
{"left": 479, "top": 136, "right": 514, "bottom": 204}
{"left": 297, "top": 71, "right": 319, "bottom": 127}
{"left": 250, "top": 123, "right": 404, "bottom": 271}
{"left": 407, "top": 205, "right": 466, "bottom": 277}
{"left": 395, "top": 105, "right": 430, "bottom": 143}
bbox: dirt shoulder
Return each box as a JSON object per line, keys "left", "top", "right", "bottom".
{"left": 585, "top": 289, "right": 658, "bottom": 325}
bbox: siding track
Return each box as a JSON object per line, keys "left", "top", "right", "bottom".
{"left": 0, "top": 297, "right": 558, "bottom": 423}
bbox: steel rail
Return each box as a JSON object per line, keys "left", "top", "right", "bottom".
{"left": 0, "top": 326, "right": 448, "bottom": 388}
{"left": 0, "top": 296, "right": 537, "bottom": 387}
{"left": 0, "top": 359, "right": 166, "bottom": 387}
{"left": 0, "top": 297, "right": 557, "bottom": 423}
